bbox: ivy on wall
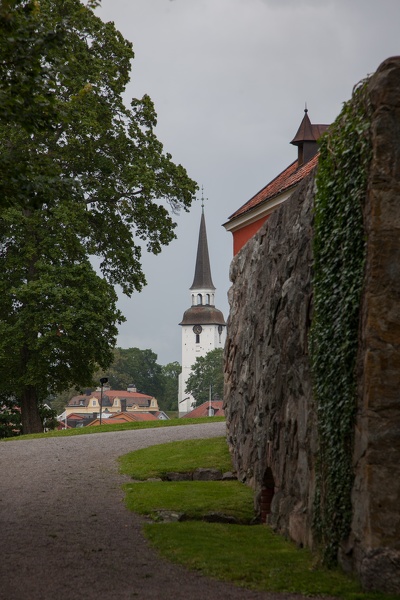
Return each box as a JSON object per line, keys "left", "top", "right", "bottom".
{"left": 310, "top": 79, "right": 372, "bottom": 565}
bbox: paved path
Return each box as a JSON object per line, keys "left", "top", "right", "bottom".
{"left": 0, "top": 423, "right": 311, "bottom": 600}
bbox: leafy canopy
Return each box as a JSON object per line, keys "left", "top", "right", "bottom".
{"left": 160, "top": 361, "right": 181, "bottom": 412}
{"left": 185, "top": 349, "right": 224, "bottom": 407}
{"left": 104, "top": 347, "right": 165, "bottom": 400}
{"left": 0, "top": 0, "right": 197, "bottom": 433}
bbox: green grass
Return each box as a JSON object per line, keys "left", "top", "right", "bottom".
{"left": 119, "top": 437, "right": 232, "bottom": 479}
{"left": 121, "top": 437, "right": 400, "bottom": 600}
{"left": 1, "top": 416, "right": 225, "bottom": 441}
{"left": 120, "top": 438, "right": 252, "bottom": 522}
{"left": 124, "top": 480, "right": 255, "bottom": 522}
{"left": 144, "top": 522, "right": 398, "bottom": 600}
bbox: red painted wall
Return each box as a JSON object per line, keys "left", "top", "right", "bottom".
{"left": 232, "top": 215, "right": 270, "bottom": 255}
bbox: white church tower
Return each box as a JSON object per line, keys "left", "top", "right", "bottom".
{"left": 178, "top": 206, "right": 227, "bottom": 416}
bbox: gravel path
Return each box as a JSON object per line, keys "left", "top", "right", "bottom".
{"left": 0, "top": 423, "right": 327, "bottom": 600}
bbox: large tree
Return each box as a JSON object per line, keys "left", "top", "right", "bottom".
{"left": 105, "top": 347, "right": 165, "bottom": 400}
{"left": 0, "top": 0, "right": 197, "bottom": 433}
{"left": 160, "top": 361, "right": 181, "bottom": 412}
{"left": 185, "top": 349, "right": 224, "bottom": 407}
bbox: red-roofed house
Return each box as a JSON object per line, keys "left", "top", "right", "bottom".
{"left": 65, "top": 384, "right": 160, "bottom": 420}
{"left": 182, "top": 400, "right": 225, "bottom": 419}
{"left": 223, "top": 109, "right": 329, "bottom": 255}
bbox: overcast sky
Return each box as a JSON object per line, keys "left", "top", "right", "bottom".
{"left": 94, "top": 0, "right": 400, "bottom": 366}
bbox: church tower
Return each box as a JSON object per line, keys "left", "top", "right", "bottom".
{"left": 178, "top": 206, "right": 227, "bottom": 415}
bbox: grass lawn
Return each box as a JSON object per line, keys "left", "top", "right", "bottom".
{"left": 121, "top": 437, "right": 400, "bottom": 600}
{"left": 1, "top": 416, "right": 225, "bottom": 441}
{"left": 124, "top": 480, "right": 255, "bottom": 523}
{"left": 121, "top": 438, "right": 254, "bottom": 522}
{"left": 119, "top": 436, "right": 232, "bottom": 479}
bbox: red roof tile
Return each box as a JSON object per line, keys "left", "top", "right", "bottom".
{"left": 182, "top": 400, "right": 225, "bottom": 418}
{"left": 228, "top": 153, "right": 319, "bottom": 222}
{"left": 89, "top": 412, "right": 158, "bottom": 426}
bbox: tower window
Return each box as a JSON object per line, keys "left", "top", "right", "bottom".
{"left": 206, "top": 294, "right": 210, "bottom": 305}
{"left": 196, "top": 334, "right": 200, "bottom": 344}
{"left": 197, "top": 293, "right": 202, "bottom": 305}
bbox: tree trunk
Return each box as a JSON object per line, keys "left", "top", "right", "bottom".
{"left": 20, "top": 385, "right": 43, "bottom": 435}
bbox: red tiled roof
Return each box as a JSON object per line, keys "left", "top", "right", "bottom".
{"left": 108, "top": 412, "right": 157, "bottom": 422}
{"left": 89, "top": 412, "right": 158, "bottom": 426}
{"left": 66, "top": 413, "right": 86, "bottom": 420}
{"left": 228, "top": 153, "right": 319, "bottom": 222}
{"left": 183, "top": 400, "right": 225, "bottom": 418}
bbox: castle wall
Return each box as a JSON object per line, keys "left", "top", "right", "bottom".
{"left": 349, "top": 57, "right": 400, "bottom": 593}
{"left": 224, "top": 172, "right": 317, "bottom": 548}
{"left": 224, "top": 56, "right": 400, "bottom": 593}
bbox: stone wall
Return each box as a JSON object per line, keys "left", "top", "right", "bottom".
{"left": 224, "top": 172, "right": 317, "bottom": 549}
{"left": 224, "top": 56, "right": 400, "bottom": 593}
{"left": 348, "top": 57, "right": 400, "bottom": 593}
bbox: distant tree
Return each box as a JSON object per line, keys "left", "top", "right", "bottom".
{"left": 39, "top": 403, "right": 58, "bottom": 432}
{"left": 48, "top": 387, "right": 78, "bottom": 417}
{"left": 160, "top": 361, "right": 181, "bottom": 411}
{"left": 0, "top": 0, "right": 197, "bottom": 434}
{"left": 105, "top": 348, "right": 165, "bottom": 400}
{"left": 185, "top": 349, "right": 224, "bottom": 407}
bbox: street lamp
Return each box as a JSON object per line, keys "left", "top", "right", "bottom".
{"left": 99, "top": 377, "right": 108, "bottom": 425}
{"left": 208, "top": 383, "right": 213, "bottom": 417}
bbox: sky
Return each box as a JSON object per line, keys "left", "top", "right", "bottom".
{"left": 94, "top": 0, "right": 400, "bottom": 366}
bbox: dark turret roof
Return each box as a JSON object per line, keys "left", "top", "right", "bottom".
{"left": 190, "top": 210, "right": 215, "bottom": 291}
{"left": 290, "top": 108, "right": 328, "bottom": 145}
{"left": 179, "top": 305, "right": 226, "bottom": 326}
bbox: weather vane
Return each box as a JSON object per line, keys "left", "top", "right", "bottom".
{"left": 199, "top": 185, "right": 208, "bottom": 212}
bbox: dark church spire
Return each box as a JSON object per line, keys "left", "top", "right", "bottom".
{"left": 190, "top": 207, "right": 215, "bottom": 291}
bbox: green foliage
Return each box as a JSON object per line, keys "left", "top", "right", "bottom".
{"left": 119, "top": 437, "right": 232, "bottom": 479}
{"left": 160, "top": 361, "right": 181, "bottom": 411}
{"left": 0, "top": 396, "right": 58, "bottom": 438}
{"left": 0, "top": 0, "right": 65, "bottom": 138}
{"left": 38, "top": 403, "right": 58, "bottom": 431}
{"left": 104, "top": 347, "right": 165, "bottom": 399}
{"left": 47, "top": 387, "right": 77, "bottom": 416}
{"left": 0, "top": 394, "right": 22, "bottom": 438}
{"left": 185, "top": 348, "right": 224, "bottom": 406}
{"left": 310, "top": 79, "right": 372, "bottom": 565}
{"left": 0, "top": 0, "right": 197, "bottom": 433}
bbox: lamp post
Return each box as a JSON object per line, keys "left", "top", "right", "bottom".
{"left": 99, "top": 377, "right": 108, "bottom": 425}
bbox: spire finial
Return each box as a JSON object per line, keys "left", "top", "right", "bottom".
{"left": 304, "top": 102, "right": 308, "bottom": 114}
{"left": 199, "top": 185, "right": 208, "bottom": 213}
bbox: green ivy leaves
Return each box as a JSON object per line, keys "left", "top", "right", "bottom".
{"left": 310, "top": 79, "right": 372, "bottom": 565}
